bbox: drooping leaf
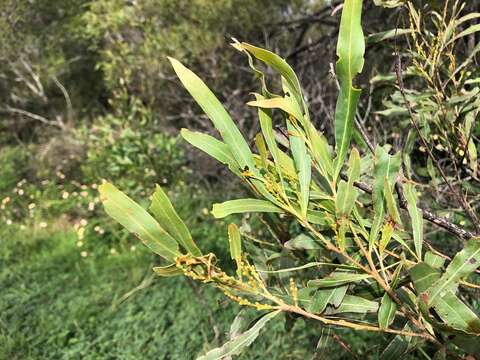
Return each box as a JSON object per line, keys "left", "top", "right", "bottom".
{"left": 236, "top": 42, "right": 305, "bottom": 113}
{"left": 333, "top": 0, "right": 365, "bottom": 179}
{"left": 99, "top": 183, "right": 180, "bottom": 261}
{"left": 180, "top": 129, "right": 238, "bottom": 170}
{"left": 169, "top": 57, "right": 254, "bottom": 170}
{"left": 196, "top": 310, "right": 280, "bottom": 360}
{"left": 378, "top": 293, "right": 397, "bottom": 329}
{"left": 150, "top": 185, "right": 201, "bottom": 256}
{"left": 404, "top": 183, "right": 423, "bottom": 259}
{"left": 426, "top": 238, "right": 480, "bottom": 306}
{"left": 211, "top": 199, "right": 283, "bottom": 218}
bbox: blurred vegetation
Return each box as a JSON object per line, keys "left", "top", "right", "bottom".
{"left": 1, "top": 0, "right": 479, "bottom": 358}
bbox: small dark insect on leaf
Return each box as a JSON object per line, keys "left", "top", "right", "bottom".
{"left": 469, "top": 258, "right": 476, "bottom": 264}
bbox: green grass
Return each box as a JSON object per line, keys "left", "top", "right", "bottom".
{"left": 0, "top": 221, "right": 420, "bottom": 359}
{"left": 0, "top": 227, "right": 237, "bottom": 359}
{"left": 0, "top": 224, "right": 321, "bottom": 359}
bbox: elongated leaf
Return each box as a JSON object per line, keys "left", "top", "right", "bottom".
{"left": 333, "top": 0, "right": 365, "bottom": 179}
{"left": 308, "top": 124, "right": 334, "bottom": 178}
{"left": 153, "top": 263, "right": 183, "bottom": 277}
{"left": 369, "top": 146, "right": 401, "bottom": 247}
{"left": 336, "top": 149, "right": 360, "bottom": 217}
{"left": 150, "top": 185, "right": 201, "bottom": 256}
{"left": 99, "top": 183, "right": 180, "bottom": 261}
{"left": 426, "top": 238, "right": 480, "bottom": 306}
{"left": 308, "top": 272, "right": 371, "bottom": 288}
{"left": 384, "top": 179, "right": 402, "bottom": 225}
{"left": 409, "top": 262, "right": 441, "bottom": 294}
{"left": 180, "top": 129, "right": 238, "bottom": 169}
{"left": 197, "top": 310, "right": 280, "bottom": 360}
{"left": 326, "top": 295, "right": 378, "bottom": 314}
{"left": 433, "top": 291, "right": 480, "bottom": 334}
{"left": 255, "top": 94, "right": 281, "bottom": 165}
{"left": 378, "top": 293, "right": 397, "bottom": 329}
{"left": 452, "top": 24, "right": 480, "bottom": 43}
{"left": 212, "top": 199, "right": 283, "bottom": 218}
{"left": 367, "top": 28, "right": 411, "bottom": 43}
{"left": 380, "top": 324, "right": 413, "bottom": 360}
{"left": 315, "top": 326, "right": 333, "bottom": 356}
{"left": 287, "top": 121, "right": 311, "bottom": 218}
{"left": 236, "top": 42, "right": 304, "bottom": 112}
{"left": 247, "top": 97, "right": 303, "bottom": 122}
{"left": 169, "top": 58, "right": 254, "bottom": 170}
{"left": 255, "top": 133, "right": 268, "bottom": 167}
{"left": 228, "top": 223, "right": 242, "bottom": 276}
{"left": 379, "top": 222, "right": 394, "bottom": 254}
{"left": 308, "top": 286, "right": 348, "bottom": 313}
{"left": 404, "top": 183, "right": 423, "bottom": 259}
{"left": 372, "top": 147, "right": 402, "bottom": 210}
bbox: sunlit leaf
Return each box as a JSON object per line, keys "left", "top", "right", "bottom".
{"left": 333, "top": 0, "right": 365, "bottom": 179}
{"left": 169, "top": 57, "right": 254, "bottom": 170}
{"left": 150, "top": 184, "right": 201, "bottom": 256}
{"left": 180, "top": 129, "right": 238, "bottom": 170}
{"left": 99, "top": 183, "right": 180, "bottom": 261}
{"left": 211, "top": 199, "right": 283, "bottom": 218}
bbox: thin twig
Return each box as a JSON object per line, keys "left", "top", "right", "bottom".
{"left": 394, "top": 55, "right": 480, "bottom": 233}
